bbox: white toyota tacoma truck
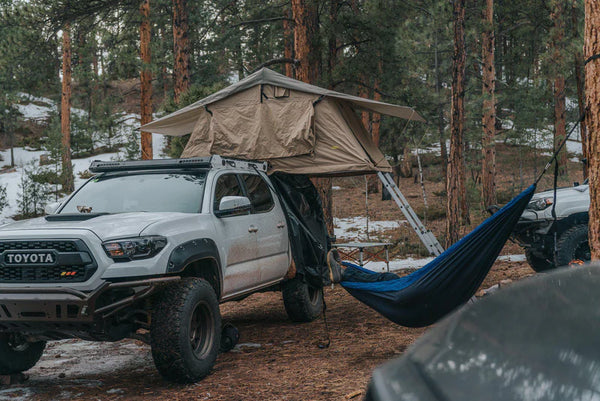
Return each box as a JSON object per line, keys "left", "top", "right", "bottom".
{"left": 0, "top": 156, "right": 324, "bottom": 383}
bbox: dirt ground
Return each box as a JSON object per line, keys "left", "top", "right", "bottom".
{"left": 0, "top": 260, "right": 533, "bottom": 401}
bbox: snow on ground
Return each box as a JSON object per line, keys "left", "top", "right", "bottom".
{"left": 346, "top": 254, "right": 526, "bottom": 273}
{"left": 334, "top": 216, "right": 406, "bottom": 240}
{"left": 15, "top": 93, "right": 86, "bottom": 122}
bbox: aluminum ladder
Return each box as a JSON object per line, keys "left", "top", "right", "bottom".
{"left": 378, "top": 172, "right": 445, "bottom": 256}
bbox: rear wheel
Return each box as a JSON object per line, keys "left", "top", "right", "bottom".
{"left": 282, "top": 277, "right": 323, "bottom": 322}
{"left": 0, "top": 333, "right": 46, "bottom": 375}
{"left": 151, "top": 278, "right": 221, "bottom": 383}
{"left": 555, "top": 224, "right": 590, "bottom": 268}
{"left": 525, "top": 248, "right": 555, "bottom": 272}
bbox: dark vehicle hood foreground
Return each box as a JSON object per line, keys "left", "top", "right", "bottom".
{"left": 366, "top": 265, "right": 600, "bottom": 401}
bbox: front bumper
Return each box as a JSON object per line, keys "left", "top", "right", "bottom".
{"left": 0, "top": 276, "right": 179, "bottom": 330}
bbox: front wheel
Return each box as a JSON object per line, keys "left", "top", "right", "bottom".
{"left": 525, "top": 248, "right": 555, "bottom": 272}
{"left": 282, "top": 277, "right": 323, "bottom": 322}
{"left": 555, "top": 224, "right": 591, "bottom": 268}
{"left": 0, "top": 334, "right": 46, "bottom": 375}
{"left": 151, "top": 278, "right": 221, "bottom": 383}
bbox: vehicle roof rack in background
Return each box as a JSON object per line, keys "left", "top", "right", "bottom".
{"left": 89, "top": 155, "right": 268, "bottom": 173}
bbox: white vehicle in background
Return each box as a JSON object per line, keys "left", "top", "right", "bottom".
{"left": 0, "top": 156, "right": 323, "bottom": 383}
{"left": 513, "top": 180, "right": 590, "bottom": 272}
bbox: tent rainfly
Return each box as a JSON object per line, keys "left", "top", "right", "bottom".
{"left": 140, "top": 68, "right": 425, "bottom": 176}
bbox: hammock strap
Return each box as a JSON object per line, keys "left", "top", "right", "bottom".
{"left": 535, "top": 111, "right": 586, "bottom": 185}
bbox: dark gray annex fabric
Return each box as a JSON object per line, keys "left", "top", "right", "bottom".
{"left": 269, "top": 173, "right": 330, "bottom": 287}
{"left": 340, "top": 184, "right": 536, "bottom": 327}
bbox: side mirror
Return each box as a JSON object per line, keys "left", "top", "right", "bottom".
{"left": 215, "top": 196, "right": 252, "bottom": 217}
{"left": 44, "top": 202, "right": 61, "bottom": 215}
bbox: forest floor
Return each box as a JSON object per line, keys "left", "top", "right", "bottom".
{"left": 1, "top": 260, "right": 533, "bottom": 401}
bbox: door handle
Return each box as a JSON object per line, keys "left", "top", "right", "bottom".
{"left": 277, "top": 222, "right": 285, "bottom": 229}
{"left": 248, "top": 225, "right": 259, "bottom": 233}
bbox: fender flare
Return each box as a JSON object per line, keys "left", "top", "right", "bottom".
{"left": 167, "top": 238, "right": 222, "bottom": 278}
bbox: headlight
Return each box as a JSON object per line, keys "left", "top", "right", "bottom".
{"left": 528, "top": 197, "right": 553, "bottom": 211}
{"left": 103, "top": 236, "right": 167, "bottom": 261}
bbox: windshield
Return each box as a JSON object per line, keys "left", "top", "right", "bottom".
{"left": 60, "top": 172, "right": 207, "bottom": 214}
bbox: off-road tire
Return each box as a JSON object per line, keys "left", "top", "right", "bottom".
{"left": 525, "top": 248, "right": 555, "bottom": 272}
{"left": 151, "top": 278, "right": 221, "bottom": 383}
{"left": 555, "top": 224, "right": 590, "bottom": 268}
{"left": 282, "top": 277, "right": 323, "bottom": 322}
{"left": 0, "top": 334, "right": 46, "bottom": 374}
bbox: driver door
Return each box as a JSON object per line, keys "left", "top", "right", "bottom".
{"left": 211, "top": 173, "right": 260, "bottom": 297}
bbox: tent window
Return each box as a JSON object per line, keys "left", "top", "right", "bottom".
{"left": 273, "top": 86, "right": 290, "bottom": 99}
{"left": 213, "top": 174, "right": 243, "bottom": 211}
{"left": 241, "top": 174, "right": 274, "bottom": 213}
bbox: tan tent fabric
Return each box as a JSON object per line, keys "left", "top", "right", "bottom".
{"left": 141, "top": 68, "right": 423, "bottom": 176}
{"left": 141, "top": 68, "right": 424, "bottom": 135}
{"left": 182, "top": 86, "right": 318, "bottom": 160}
{"left": 269, "top": 98, "right": 391, "bottom": 175}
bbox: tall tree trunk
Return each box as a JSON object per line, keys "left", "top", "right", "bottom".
{"left": 434, "top": 28, "right": 448, "bottom": 182}
{"left": 292, "top": 0, "right": 320, "bottom": 83}
{"left": 481, "top": 0, "right": 497, "bottom": 206}
{"left": 61, "top": 24, "right": 74, "bottom": 193}
{"left": 283, "top": 8, "right": 294, "bottom": 78}
{"left": 585, "top": 0, "right": 600, "bottom": 260}
{"left": 292, "top": 0, "right": 333, "bottom": 235}
{"left": 552, "top": 0, "right": 568, "bottom": 175}
{"left": 173, "top": 0, "right": 190, "bottom": 103}
{"left": 327, "top": 0, "right": 339, "bottom": 87}
{"left": 368, "top": 62, "right": 382, "bottom": 193}
{"left": 446, "top": 0, "right": 467, "bottom": 246}
{"left": 573, "top": 0, "right": 588, "bottom": 178}
{"left": 140, "top": 0, "right": 153, "bottom": 160}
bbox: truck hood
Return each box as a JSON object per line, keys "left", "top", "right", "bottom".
{"left": 531, "top": 184, "right": 588, "bottom": 202}
{"left": 0, "top": 212, "right": 188, "bottom": 241}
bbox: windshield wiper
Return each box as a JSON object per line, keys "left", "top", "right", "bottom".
{"left": 45, "top": 213, "right": 111, "bottom": 222}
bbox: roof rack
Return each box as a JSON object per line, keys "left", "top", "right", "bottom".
{"left": 89, "top": 155, "right": 268, "bottom": 173}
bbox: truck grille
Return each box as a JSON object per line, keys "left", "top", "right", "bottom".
{"left": 0, "top": 240, "right": 97, "bottom": 283}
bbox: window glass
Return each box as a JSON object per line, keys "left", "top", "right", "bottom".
{"left": 213, "top": 174, "right": 242, "bottom": 210}
{"left": 60, "top": 173, "right": 206, "bottom": 214}
{"left": 242, "top": 174, "right": 274, "bottom": 213}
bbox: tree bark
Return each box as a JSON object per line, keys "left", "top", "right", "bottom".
{"left": 585, "top": 0, "right": 600, "bottom": 260}
{"left": 292, "top": 0, "right": 320, "bottom": 84}
{"left": 61, "top": 24, "right": 74, "bottom": 193}
{"left": 283, "top": 8, "right": 294, "bottom": 78}
{"left": 173, "top": 0, "right": 190, "bottom": 103}
{"left": 140, "top": 0, "right": 153, "bottom": 160}
{"left": 446, "top": 0, "right": 467, "bottom": 246}
{"left": 481, "top": 0, "right": 497, "bottom": 207}
{"left": 573, "top": 0, "right": 588, "bottom": 178}
{"left": 552, "top": 0, "right": 568, "bottom": 175}
{"left": 292, "top": 0, "right": 333, "bottom": 235}
{"left": 434, "top": 28, "right": 448, "bottom": 183}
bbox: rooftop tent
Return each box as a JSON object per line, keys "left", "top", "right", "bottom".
{"left": 140, "top": 68, "right": 425, "bottom": 176}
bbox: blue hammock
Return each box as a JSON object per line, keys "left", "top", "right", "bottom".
{"left": 340, "top": 184, "right": 536, "bottom": 327}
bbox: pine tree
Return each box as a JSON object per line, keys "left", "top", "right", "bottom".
{"left": 446, "top": 0, "right": 467, "bottom": 246}
{"left": 585, "top": 0, "right": 600, "bottom": 260}
{"left": 173, "top": 0, "right": 190, "bottom": 103}
{"left": 140, "top": 0, "right": 153, "bottom": 159}
{"left": 61, "top": 23, "right": 74, "bottom": 193}
{"left": 481, "top": 0, "right": 497, "bottom": 206}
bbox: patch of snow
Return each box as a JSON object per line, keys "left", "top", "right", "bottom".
{"left": 332, "top": 186, "right": 342, "bottom": 190}
{"left": 345, "top": 254, "right": 526, "bottom": 273}
{"left": 334, "top": 216, "right": 405, "bottom": 240}
{"left": 0, "top": 387, "right": 34, "bottom": 401}
{"left": 30, "top": 339, "right": 151, "bottom": 379}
